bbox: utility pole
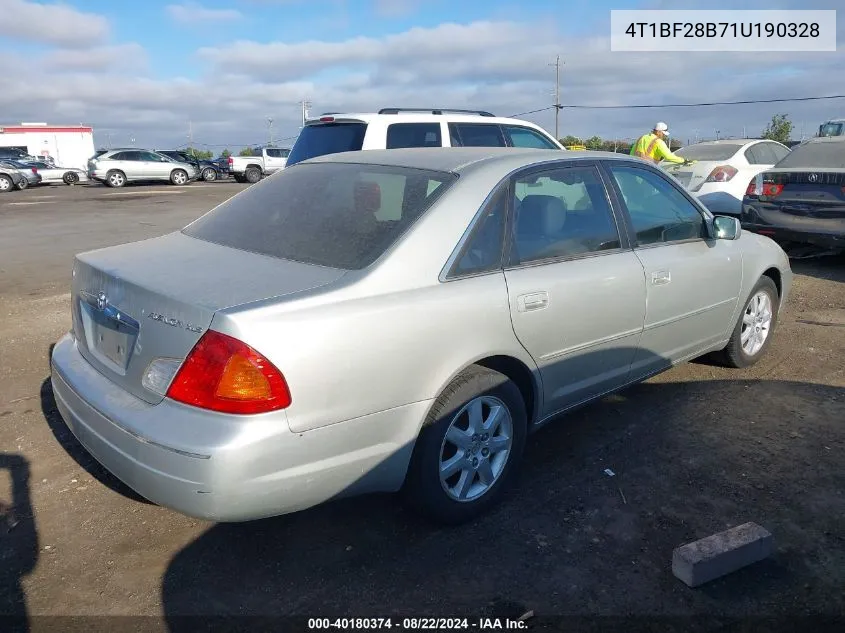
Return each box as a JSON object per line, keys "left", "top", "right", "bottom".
{"left": 188, "top": 121, "right": 193, "bottom": 155}
{"left": 549, "top": 56, "right": 562, "bottom": 140}
{"left": 267, "top": 117, "right": 273, "bottom": 146}
{"left": 300, "top": 98, "right": 312, "bottom": 127}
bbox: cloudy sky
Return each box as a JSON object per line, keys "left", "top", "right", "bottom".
{"left": 0, "top": 0, "right": 842, "bottom": 153}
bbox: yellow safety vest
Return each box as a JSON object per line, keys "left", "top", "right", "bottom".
{"left": 630, "top": 133, "right": 663, "bottom": 163}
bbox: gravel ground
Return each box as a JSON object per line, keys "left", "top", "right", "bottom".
{"left": 0, "top": 182, "right": 843, "bottom": 631}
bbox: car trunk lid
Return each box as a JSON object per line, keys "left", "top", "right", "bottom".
{"left": 751, "top": 168, "right": 845, "bottom": 220}
{"left": 70, "top": 231, "right": 346, "bottom": 404}
{"left": 663, "top": 160, "right": 723, "bottom": 191}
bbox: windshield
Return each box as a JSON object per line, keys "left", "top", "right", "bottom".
{"left": 286, "top": 122, "right": 368, "bottom": 167}
{"left": 819, "top": 123, "right": 844, "bottom": 137}
{"left": 774, "top": 141, "right": 845, "bottom": 169}
{"left": 675, "top": 144, "right": 743, "bottom": 161}
{"left": 183, "top": 162, "right": 457, "bottom": 270}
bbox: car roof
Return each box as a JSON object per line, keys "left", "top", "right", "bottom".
{"left": 304, "top": 111, "right": 551, "bottom": 128}
{"left": 299, "top": 146, "right": 632, "bottom": 174}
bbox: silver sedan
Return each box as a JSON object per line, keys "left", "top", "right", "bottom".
{"left": 50, "top": 147, "right": 792, "bottom": 524}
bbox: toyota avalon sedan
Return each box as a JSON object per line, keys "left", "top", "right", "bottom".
{"left": 50, "top": 147, "right": 792, "bottom": 525}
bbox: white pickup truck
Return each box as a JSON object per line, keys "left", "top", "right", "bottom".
{"left": 227, "top": 147, "right": 290, "bottom": 183}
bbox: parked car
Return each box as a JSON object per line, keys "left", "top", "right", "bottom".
{"left": 87, "top": 149, "right": 199, "bottom": 188}
{"left": 285, "top": 107, "right": 566, "bottom": 169}
{"left": 50, "top": 147, "right": 791, "bottom": 525}
{"left": 213, "top": 156, "right": 231, "bottom": 178}
{"left": 0, "top": 147, "right": 37, "bottom": 162}
{"left": 2, "top": 160, "right": 43, "bottom": 189}
{"left": 741, "top": 136, "right": 845, "bottom": 251}
{"left": 660, "top": 139, "right": 791, "bottom": 216}
{"left": 156, "top": 150, "right": 223, "bottom": 182}
{"left": 21, "top": 161, "right": 88, "bottom": 185}
{"left": 0, "top": 163, "right": 25, "bottom": 193}
{"left": 818, "top": 118, "right": 844, "bottom": 137}
{"left": 227, "top": 147, "right": 289, "bottom": 183}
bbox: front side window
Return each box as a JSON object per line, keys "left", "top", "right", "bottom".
{"left": 184, "top": 163, "right": 457, "bottom": 270}
{"left": 449, "top": 123, "right": 507, "bottom": 147}
{"left": 509, "top": 165, "right": 621, "bottom": 265}
{"left": 386, "top": 123, "right": 442, "bottom": 149}
{"left": 504, "top": 125, "right": 559, "bottom": 149}
{"left": 608, "top": 165, "right": 706, "bottom": 246}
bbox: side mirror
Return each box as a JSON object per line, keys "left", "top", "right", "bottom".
{"left": 712, "top": 215, "right": 741, "bottom": 240}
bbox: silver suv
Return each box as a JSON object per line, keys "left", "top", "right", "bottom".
{"left": 87, "top": 149, "right": 199, "bottom": 188}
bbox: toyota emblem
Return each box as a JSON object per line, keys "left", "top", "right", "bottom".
{"left": 96, "top": 292, "right": 108, "bottom": 311}
{"left": 808, "top": 173, "right": 819, "bottom": 183}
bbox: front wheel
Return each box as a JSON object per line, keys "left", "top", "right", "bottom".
{"left": 106, "top": 170, "right": 126, "bottom": 188}
{"left": 402, "top": 365, "right": 527, "bottom": 525}
{"left": 0, "top": 175, "right": 13, "bottom": 192}
{"left": 63, "top": 171, "right": 80, "bottom": 185}
{"left": 201, "top": 167, "right": 217, "bottom": 182}
{"left": 17, "top": 178, "right": 29, "bottom": 190}
{"left": 718, "top": 276, "right": 779, "bottom": 368}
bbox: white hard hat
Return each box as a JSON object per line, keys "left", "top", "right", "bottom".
{"left": 655, "top": 121, "right": 669, "bottom": 133}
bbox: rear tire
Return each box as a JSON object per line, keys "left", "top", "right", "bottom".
{"left": 17, "top": 178, "right": 28, "bottom": 190}
{"left": 105, "top": 170, "right": 126, "bottom": 188}
{"left": 201, "top": 167, "right": 217, "bottom": 182}
{"left": 0, "top": 175, "right": 13, "bottom": 193}
{"left": 718, "top": 276, "right": 779, "bottom": 369}
{"left": 402, "top": 365, "right": 527, "bottom": 525}
{"left": 244, "top": 167, "right": 262, "bottom": 183}
{"left": 63, "top": 171, "right": 79, "bottom": 185}
{"left": 170, "top": 169, "right": 189, "bottom": 186}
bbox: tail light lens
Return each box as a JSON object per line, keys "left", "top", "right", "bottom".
{"left": 31, "top": 167, "right": 38, "bottom": 173}
{"left": 745, "top": 175, "right": 783, "bottom": 197}
{"left": 227, "top": 157, "right": 233, "bottom": 166}
{"left": 705, "top": 165, "right": 738, "bottom": 182}
{"left": 166, "top": 330, "right": 292, "bottom": 415}
{"left": 762, "top": 183, "right": 783, "bottom": 197}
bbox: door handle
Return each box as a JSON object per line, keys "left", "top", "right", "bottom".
{"left": 517, "top": 291, "right": 549, "bottom": 312}
{"left": 651, "top": 270, "right": 671, "bottom": 286}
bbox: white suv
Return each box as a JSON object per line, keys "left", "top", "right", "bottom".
{"left": 286, "top": 108, "right": 565, "bottom": 167}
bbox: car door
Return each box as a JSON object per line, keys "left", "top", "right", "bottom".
{"left": 263, "top": 149, "right": 285, "bottom": 173}
{"left": 501, "top": 161, "right": 647, "bottom": 417}
{"left": 502, "top": 124, "right": 561, "bottom": 150}
{"left": 603, "top": 162, "right": 743, "bottom": 377}
{"left": 111, "top": 151, "right": 144, "bottom": 180}
{"left": 448, "top": 123, "right": 508, "bottom": 147}
{"left": 143, "top": 151, "right": 173, "bottom": 180}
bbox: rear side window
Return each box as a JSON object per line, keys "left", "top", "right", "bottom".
{"left": 183, "top": 163, "right": 457, "bottom": 270}
{"left": 386, "top": 123, "right": 442, "bottom": 149}
{"left": 286, "top": 122, "right": 367, "bottom": 166}
{"left": 449, "top": 123, "right": 507, "bottom": 147}
{"left": 504, "top": 125, "right": 559, "bottom": 149}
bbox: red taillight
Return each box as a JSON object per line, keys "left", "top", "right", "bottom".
{"left": 31, "top": 167, "right": 37, "bottom": 173}
{"left": 762, "top": 183, "right": 783, "bottom": 197}
{"left": 745, "top": 180, "right": 757, "bottom": 196}
{"left": 705, "top": 165, "right": 737, "bottom": 182}
{"left": 227, "top": 157, "right": 233, "bottom": 165}
{"left": 166, "top": 330, "right": 291, "bottom": 415}
{"left": 319, "top": 116, "right": 335, "bottom": 122}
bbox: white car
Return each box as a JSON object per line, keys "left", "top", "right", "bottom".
{"left": 23, "top": 161, "right": 88, "bottom": 185}
{"left": 285, "top": 107, "right": 565, "bottom": 167}
{"left": 661, "top": 139, "right": 791, "bottom": 216}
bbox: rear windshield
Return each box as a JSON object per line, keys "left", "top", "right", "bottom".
{"left": 675, "top": 144, "right": 743, "bottom": 161}
{"left": 286, "top": 122, "right": 368, "bottom": 166}
{"left": 819, "top": 123, "right": 844, "bottom": 137}
{"left": 183, "top": 162, "right": 457, "bottom": 270}
{"left": 774, "top": 141, "right": 845, "bottom": 168}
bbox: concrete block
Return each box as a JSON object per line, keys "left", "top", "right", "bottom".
{"left": 672, "top": 522, "right": 773, "bottom": 588}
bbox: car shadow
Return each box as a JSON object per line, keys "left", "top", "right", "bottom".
{"left": 40, "top": 344, "right": 151, "bottom": 505}
{"left": 160, "top": 377, "right": 845, "bottom": 623}
{"left": 789, "top": 252, "right": 845, "bottom": 283}
{"left": 0, "top": 453, "right": 38, "bottom": 632}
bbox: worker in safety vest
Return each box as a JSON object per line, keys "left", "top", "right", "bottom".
{"left": 630, "top": 122, "right": 687, "bottom": 165}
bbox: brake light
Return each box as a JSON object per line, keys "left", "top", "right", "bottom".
{"left": 166, "top": 330, "right": 292, "bottom": 414}
{"left": 705, "top": 165, "right": 737, "bottom": 182}
{"left": 227, "top": 156, "right": 233, "bottom": 165}
{"left": 762, "top": 183, "right": 783, "bottom": 197}
{"left": 319, "top": 116, "right": 335, "bottom": 122}
{"left": 31, "top": 167, "right": 37, "bottom": 174}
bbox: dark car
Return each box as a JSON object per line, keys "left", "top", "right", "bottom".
{"left": 0, "top": 164, "right": 25, "bottom": 193}
{"left": 155, "top": 150, "right": 223, "bottom": 182}
{"left": 740, "top": 136, "right": 845, "bottom": 251}
{"left": 1, "top": 160, "right": 43, "bottom": 189}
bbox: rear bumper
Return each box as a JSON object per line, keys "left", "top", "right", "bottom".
{"left": 50, "top": 333, "right": 428, "bottom": 521}
{"left": 742, "top": 223, "right": 845, "bottom": 249}
{"left": 741, "top": 202, "right": 845, "bottom": 249}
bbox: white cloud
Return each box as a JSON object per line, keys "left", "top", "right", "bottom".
{"left": 166, "top": 2, "right": 243, "bottom": 23}
{"left": 0, "top": 0, "right": 109, "bottom": 48}
{"left": 1, "top": 9, "right": 843, "bottom": 152}
{"left": 40, "top": 43, "right": 149, "bottom": 73}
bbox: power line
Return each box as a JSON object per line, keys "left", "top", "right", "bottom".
{"left": 509, "top": 93, "right": 845, "bottom": 117}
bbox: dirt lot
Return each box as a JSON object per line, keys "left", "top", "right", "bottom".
{"left": 1, "top": 182, "right": 843, "bottom": 630}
